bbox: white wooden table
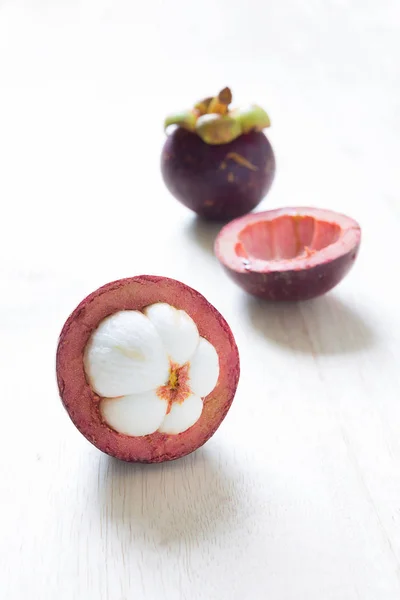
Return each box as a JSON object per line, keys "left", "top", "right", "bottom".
{"left": 1, "top": 1, "right": 399, "bottom": 598}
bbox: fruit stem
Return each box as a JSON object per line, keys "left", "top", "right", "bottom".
{"left": 164, "top": 88, "right": 271, "bottom": 145}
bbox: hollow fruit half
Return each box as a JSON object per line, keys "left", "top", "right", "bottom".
{"left": 214, "top": 207, "right": 361, "bottom": 301}
{"left": 56, "top": 276, "right": 240, "bottom": 462}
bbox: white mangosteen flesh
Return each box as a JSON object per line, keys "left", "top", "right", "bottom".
{"left": 84, "top": 303, "right": 220, "bottom": 436}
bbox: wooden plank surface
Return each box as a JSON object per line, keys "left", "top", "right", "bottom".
{"left": 0, "top": 1, "right": 399, "bottom": 598}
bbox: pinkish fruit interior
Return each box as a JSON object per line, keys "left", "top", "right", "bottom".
{"left": 217, "top": 207, "right": 361, "bottom": 274}
{"left": 235, "top": 215, "right": 341, "bottom": 262}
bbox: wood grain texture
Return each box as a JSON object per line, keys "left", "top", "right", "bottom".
{"left": 1, "top": 1, "right": 399, "bottom": 598}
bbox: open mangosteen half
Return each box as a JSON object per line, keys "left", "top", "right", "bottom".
{"left": 161, "top": 87, "right": 276, "bottom": 221}
{"left": 56, "top": 276, "right": 240, "bottom": 463}
{"left": 214, "top": 207, "right": 361, "bottom": 301}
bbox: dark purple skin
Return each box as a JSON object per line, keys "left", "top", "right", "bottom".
{"left": 222, "top": 247, "right": 360, "bottom": 302}
{"left": 161, "top": 128, "right": 276, "bottom": 221}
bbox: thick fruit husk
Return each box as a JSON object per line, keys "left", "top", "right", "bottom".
{"left": 214, "top": 208, "right": 361, "bottom": 301}
{"left": 224, "top": 252, "right": 359, "bottom": 301}
{"left": 56, "top": 276, "right": 240, "bottom": 463}
{"left": 161, "top": 128, "right": 275, "bottom": 221}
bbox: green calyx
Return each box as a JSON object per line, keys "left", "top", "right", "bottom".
{"left": 164, "top": 110, "right": 197, "bottom": 133}
{"left": 231, "top": 105, "right": 271, "bottom": 133}
{"left": 163, "top": 87, "right": 271, "bottom": 145}
{"left": 195, "top": 114, "right": 242, "bottom": 145}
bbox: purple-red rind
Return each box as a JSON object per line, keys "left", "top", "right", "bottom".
{"left": 161, "top": 128, "right": 275, "bottom": 221}
{"left": 221, "top": 250, "right": 359, "bottom": 301}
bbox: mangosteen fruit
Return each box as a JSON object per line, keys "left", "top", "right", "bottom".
{"left": 161, "top": 87, "right": 275, "bottom": 221}
{"left": 214, "top": 207, "right": 361, "bottom": 301}
{"left": 56, "top": 276, "right": 240, "bottom": 462}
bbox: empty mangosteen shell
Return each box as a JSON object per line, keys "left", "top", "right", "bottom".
{"left": 214, "top": 207, "right": 361, "bottom": 301}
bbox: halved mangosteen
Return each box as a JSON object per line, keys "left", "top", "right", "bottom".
{"left": 161, "top": 87, "right": 275, "bottom": 221}
{"left": 56, "top": 276, "right": 240, "bottom": 462}
{"left": 214, "top": 207, "right": 361, "bottom": 301}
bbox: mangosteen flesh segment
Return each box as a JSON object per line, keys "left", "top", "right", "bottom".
{"left": 56, "top": 276, "right": 240, "bottom": 462}
{"left": 214, "top": 207, "right": 361, "bottom": 301}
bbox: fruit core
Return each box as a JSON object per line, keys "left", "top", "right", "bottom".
{"left": 235, "top": 215, "right": 342, "bottom": 262}
{"left": 83, "top": 303, "right": 220, "bottom": 437}
{"left": 157, "top": 361, "right": 191, "bottom": 411}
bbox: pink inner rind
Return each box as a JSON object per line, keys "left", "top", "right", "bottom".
{"left": 56, "top": 276, "right": 240, "bottom": 463}
{"left": 216, "top": 207, "right": 361, "bottom": 273}
{"left": 236, "top": 216, "right": 341, "bottom": 261}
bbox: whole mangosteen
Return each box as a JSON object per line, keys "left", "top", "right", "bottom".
{"left": 161, "top": 87, "right": 276, "bottom": 221}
